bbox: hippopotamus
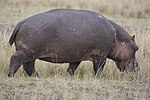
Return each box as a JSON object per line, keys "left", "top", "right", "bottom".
{"left": 8, "top": 9, "right": 139, "bottom": 77}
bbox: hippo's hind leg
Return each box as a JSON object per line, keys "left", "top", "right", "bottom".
{"left": 8, "top": 51, "right": 36, "bottom": 77}
{"left": 23, "top": 60, "right": 38, "bottom": 77}
{"left": 92, "top": 54, "right": 107, "bottom": 76}
{"left": 8, "top": 51, "right": 25, "bottom": 77}
{"left": 67, "top": 61, "right": 81, "bottom": 76}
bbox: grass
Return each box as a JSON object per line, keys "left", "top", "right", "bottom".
{"left": 0, "top": 0, "right": 150, "bottom": 100}
{"left": 0, "top": 0, "right": 150, "bottom": 24}
{"left": 0, "top": 77, "right": 149, "bottom": 100}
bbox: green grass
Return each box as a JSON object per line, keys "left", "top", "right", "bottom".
{"left": 0, "top": 0, "right": 150, "bottom": 100}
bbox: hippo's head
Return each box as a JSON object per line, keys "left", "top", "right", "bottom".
{"left": 109, "top": 35, "right": 139, "bottom": 72}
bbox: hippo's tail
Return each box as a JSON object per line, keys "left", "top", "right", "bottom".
{"left": 9, "top": 23, "right": 21, "bottom": 45}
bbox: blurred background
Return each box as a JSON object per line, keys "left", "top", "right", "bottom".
{"left": 0, "top": 0, "right": 150, "bottom": 24}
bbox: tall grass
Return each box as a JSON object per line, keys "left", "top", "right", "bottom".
{"left": 0, "top": 0, "right": 150, "bottom": 24}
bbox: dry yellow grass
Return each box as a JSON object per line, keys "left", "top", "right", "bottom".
{"left": 0, "top": 0, "right": 150, "bottom": 24}
{"left": 0, "top": 77, "right": 149, "bottom": 100}
{"left": 0, "top": 0, "right": 150, "bottom": 100}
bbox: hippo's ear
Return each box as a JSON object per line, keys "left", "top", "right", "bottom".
{"left": 133, "top": 35, "right": 135, "bottom": 39}
{"left": 132, "top": 35, "right": 135, "bottom": 41}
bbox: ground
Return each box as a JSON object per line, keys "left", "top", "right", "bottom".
{"left": 0, "top": 77, "right": 149, "bottom": 100}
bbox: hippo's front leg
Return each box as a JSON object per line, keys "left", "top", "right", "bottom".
{"left": 92, "top": 54, "right": 107, "bottom": 76}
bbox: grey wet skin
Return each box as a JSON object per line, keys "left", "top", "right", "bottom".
{"left": 8, "top": 9, "right": 139, "bottom": 77}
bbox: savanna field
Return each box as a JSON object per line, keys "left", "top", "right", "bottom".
{"left": 0, "top": 0, "right": 150, "bottom": 100}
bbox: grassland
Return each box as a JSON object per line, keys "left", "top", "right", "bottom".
{"left": 0, "top": 0, "right": 150, "bottom": 100}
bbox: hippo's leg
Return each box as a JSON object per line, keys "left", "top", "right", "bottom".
{"left": 8, "top": 51, "right": 35, "bottom": 77}
{"left": 67, "top": 61, "right": 81, "bottom": 75}
{"left": 23, "top": 60, "right": 38, "bottom": 77}
{"left": 8, "top": 51, "right": 25, "bottom": 77}
{"left": 92, "top": 55, "right": 107, "bottom": 76}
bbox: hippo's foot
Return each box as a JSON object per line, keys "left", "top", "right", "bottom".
{"left": 8, "top": 72, "right": 14, "bottom": 77}
{"left": 31, "top": 71, "right": 39, "bottom": 77}
{"left": 66, "top": 62, "right": 81, "bottom": 76}
{"left": 67, "top": 68, "right": 74, "bottom": 76}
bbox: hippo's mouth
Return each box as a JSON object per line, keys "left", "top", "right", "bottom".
{"left": 115, "top": 59, "right": 140, "bottom": 72}
{"left": 115, "top": 60, "right": 125, "bottom": 72}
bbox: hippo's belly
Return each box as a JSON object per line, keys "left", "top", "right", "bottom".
{"left": 38, "top": 48, "right": 101, "bottom": 63}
